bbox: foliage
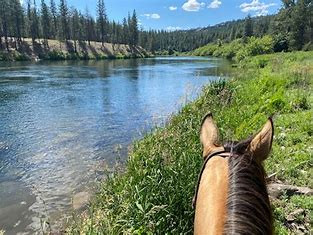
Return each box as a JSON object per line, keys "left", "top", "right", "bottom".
{"left": 0, "top": 0, "right": 311, "bottom": 55}
{"left": 192, "top": 36, "right": 274, "bottom": 62}
{"left": 0, "top": 0, "right": 139, "bottom": 51}
{"left": 68, "top": 51, "right": 313, "bottom": 234}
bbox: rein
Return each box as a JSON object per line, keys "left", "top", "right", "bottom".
{"left": 192, "top": 150, "right": 231, "bottom": 209}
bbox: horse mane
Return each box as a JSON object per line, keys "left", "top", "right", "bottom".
{"left": 223, "top": 141, "right": 273, "bottom": 235}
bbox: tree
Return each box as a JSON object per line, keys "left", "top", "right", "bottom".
{"left": 244, "top": 15, "right": 254, "bottom": 38}
{"left": 11, "top": 0, "right": 25, "bottom": 47}
{"left": 84, "top": 7, "right": 92, "bottom": 45}
{"left": 130, "top": 10, "right": 139, "bottom": 46}
{"left": 41, "top": 0, "right": 51, "bottom": 46}
{"left": 28, "top": 0, "right": 40, "bottom": 45}
{"left": 71, "top": 8, "right": 80, "bottom": 52}
{"left": 50, "top": 0, "right": 58, "bottom": 38}
{"left": 0, "top": 0, "right": 9, "bottom": 50}
{"left": 289, "top": 0, "right": 307, "bottom": 49}
{"left": 122, "top": 17, "right": 128, "bottom": 44}
{"left": 97, "top": 0, "right": 107, "bottom": 46}
{"left": 59, "top": 0, "right": 70, "bottom": 41}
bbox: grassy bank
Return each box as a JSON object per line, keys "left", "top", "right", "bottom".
{"left": 0, "top": 38, "right": 150, "bottom": 61}
{"left": 68, "top": 51, "right": 312, "bottom": 234}
{"left": 191, "top": 36, "right": 313, "bottom": 62}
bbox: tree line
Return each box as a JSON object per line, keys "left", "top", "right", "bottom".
{"left": 0, "top": 0, "right": 139, "bottom": 51}
{"left": 0, "top": 0, "right": 312, "bottom": 54}
{"left": 139, "top": 0, "right": 312, "bottom": 53}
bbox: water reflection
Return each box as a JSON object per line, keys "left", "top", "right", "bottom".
{"left": 0, "top": 57, "right": 231, "bottom": 233}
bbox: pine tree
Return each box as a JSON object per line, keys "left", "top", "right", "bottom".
{"left": 122, "top": 17, "right": 128, "bottom": 44}
{"left": 244, "top": 15, "right": 253, "bottom": 38}
{"left": 289, "top": 0, "right": 307, "bottom": 49}
{"left": 59, "top": 0, "right": 70, "bottom": 41}
{"left": 131, "top": 10, "right": 138, "bottom": 46}
{"left": 28, "top": 0, "right": 40, "bottom": 45}
{"left": 85, "top": 7, "right": 91, "bottom": 45}
{"left": 0, "top": 0, "right": 9, "bottom": 50}
{"left": 50, "top": 0, "right": 58, "bottom": 38}
{"left": 71, "top": 8, "right": 80, "bottom": 52}
{"left": 41, "top": 0, "right": 51, "bottom": 46}
{"left": 11, "top": 0, "right": 24, "bottom": 46}
{"left": 97, "top": 0, "right": 107, "bottom": 46}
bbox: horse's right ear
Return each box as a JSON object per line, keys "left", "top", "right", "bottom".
{"left": 200, "top": 113, "right": 222, "bottom": 158}
{"left": 248, "top": 118, "right": 274, "bottom": 162}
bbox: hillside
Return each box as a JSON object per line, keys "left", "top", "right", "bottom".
{"left": 0, "top": 38, "right": 149, "bottom": 61}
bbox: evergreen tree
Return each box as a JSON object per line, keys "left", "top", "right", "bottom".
{"left": 50, "top": 0, "right": 58, "bottom": 38}
{"left": 122, "top": 17, "right": 128, "bottom": 44}
{"left": 0, "top": 0, "right": 9, "bottom": 50}
{"left": 71, "top": 8, "right": 80, "bottom": 52}
{"left": 131, "top": 10, "right": 138, "bottom": 46}
{"left": 11, "top": 0, "right": 24, "bottom": 46}
{"left": 59, "top": 0, "right": 70, "bottom": 41}
{"left": 244, "top": 15, "right": 253, "bottom": 38}
{"left": 85, "top": 7, "right": 92, "bottom": 45}
{"left": 97, "top": 0, "right": 107, "bottom": 46}
{"left": 41, "top": 0, "right": 51, "bottom": 45}
{"left": 28, "top": 0, "right": 40, "bottom": 45}
{"left": 289, "top": 0, "right": 307, "bottom": 49}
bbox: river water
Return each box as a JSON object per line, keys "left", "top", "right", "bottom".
{"left": 0, "top": 57, "right": 230, "bottom": 234}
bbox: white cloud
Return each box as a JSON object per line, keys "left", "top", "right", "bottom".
{"left": 208, "top": 0, "right": 222, "bottom": 9}
{"left": 169, "top": 6, "right": 178, "bottom": 11}
{"left": 182, "top": 0, "right": 205, "bottom": 12}
{"left": 240, "top": 0, "right": 276, "bottom": 16}
{"left": 166, "top": 26, "right": 182, "bottom": 31}
{"left": 142, "top": 13, "right": 161, "bottom": 20}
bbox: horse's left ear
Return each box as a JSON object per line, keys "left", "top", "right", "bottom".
{"left": 200, "top": 113, "right": 223, "bottom": 158}
{"left": 248, "top": 118, "right": 274, "bottom": 162}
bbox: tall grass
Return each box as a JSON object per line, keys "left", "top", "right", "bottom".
{"left": 68, "top": 51, "right": 313, "bottom": 234}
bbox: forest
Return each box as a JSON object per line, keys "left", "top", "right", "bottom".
{"left": 0, "top": 0, "right": 312, "bottom": 56}
{"left": 0, "top": 0, "right": 139, "bottom": 52}
{"left": 142, "top": 0, "right": 312, "bottom": 53}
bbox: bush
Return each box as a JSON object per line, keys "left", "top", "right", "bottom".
{"left": 193, "top": 36, "right": 274, "bottom": 62}
{"left": 47, "top": 50, "right": 66, "bottom": 60}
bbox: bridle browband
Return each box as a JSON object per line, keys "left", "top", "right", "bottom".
{"left": 192, "top": 150, "right": 232, "bottom": 209}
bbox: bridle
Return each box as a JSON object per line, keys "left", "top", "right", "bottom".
{"left": 192, "top": 150, "right": 233, "bottom": 209}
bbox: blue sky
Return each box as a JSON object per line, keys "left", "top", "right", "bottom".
{"left": 66, "top": 0, "right": 282, "bottom": 30}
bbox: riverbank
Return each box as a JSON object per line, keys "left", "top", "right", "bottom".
{"left": 68, "top": 51, "right": 312, "bottom": 234}
{"left": 0, "top": 38, "right": 150, "bottom": 61}
{"left": 190, "top": 36, "right": 313, "bottom": 62}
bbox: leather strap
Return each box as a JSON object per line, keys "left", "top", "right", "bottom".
{"left": 192, "top": 150, "right": 231, "bottom": 209}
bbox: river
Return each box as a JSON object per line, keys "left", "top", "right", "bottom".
{"left": 0, "top": 57, "right": 230, "bottom": 234}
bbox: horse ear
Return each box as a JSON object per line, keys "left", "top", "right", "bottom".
{"left": 200, "top": 113, "right": 222, "bottom": 158}
{"left": 248, "top": 118, "right": 274, "bottom": 162}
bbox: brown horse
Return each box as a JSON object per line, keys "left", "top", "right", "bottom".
{"left": 194, "top": 113, "right": 274, "bottom": 234}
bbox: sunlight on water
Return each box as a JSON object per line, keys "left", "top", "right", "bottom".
{"left": 0, "top": 57, "right": 231, "bottom": 233}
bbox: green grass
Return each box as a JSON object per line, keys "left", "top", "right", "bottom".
{"left": 68, "top": 51, "right": 313, "bottom": 234}
{"left": 191, "top": 36, "right": 276, "bottom": 62}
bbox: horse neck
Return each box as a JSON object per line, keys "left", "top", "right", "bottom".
{"left": 224, "top": 154, "right": 273, "bottom": 234}
{"left": 194, "top": 156, "right": 229, "bottom": 235}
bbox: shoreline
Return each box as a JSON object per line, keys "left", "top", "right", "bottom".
{"left": 0, "top": 38, "right": 151, "bottom": 62}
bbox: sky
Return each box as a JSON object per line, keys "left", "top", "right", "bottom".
{"left": 65, "top": 0, "right": 283, "bottom": 31}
